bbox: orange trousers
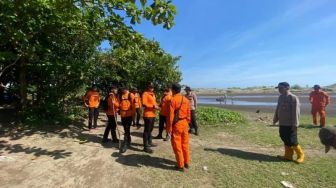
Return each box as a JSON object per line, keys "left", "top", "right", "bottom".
{"left": 311, "top": 107, "right": 326, "bottom": 126}
{"left": 171, "top": 121, "right": 190, "bottom": 168}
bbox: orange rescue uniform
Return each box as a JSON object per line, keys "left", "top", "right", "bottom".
{"left": 309, "top": 90, "right": 330, "bottom": 126}
{"left": 119, "top": 91, "right": 136, "bottom": 118}
{"left": 84, "top": 90, "right": 100, "bottom": 108}
{"left": 142, "top": 91, "right": 157, "bottom": 118}
{"left": 160, "top": 93, "right": 172, "bottom": 117}
{"left": 134, "top": 93, "right": 142, "bottom": 109}
{"left": 167, "top": 93, "right": 191, "bottom": 168}
{"left": 106, "top": 93, "right": 119, "bottom": 116}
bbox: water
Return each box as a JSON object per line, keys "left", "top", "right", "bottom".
{"left": 198, "top": 96, "right": 277, "bottom": 106}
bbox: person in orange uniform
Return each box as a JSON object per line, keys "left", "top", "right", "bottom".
{"left": 309, "top": 85, "right": 331, "bottom": 128}
{"left": 131, "top": 88, "right": 142, "bottom": 128}
{"left": 167, "top": 83, "right": 191, "bottom": 171}
{"left": 142, "top": 82, "right": 159, "bottom": 153}
{"left": 84, "top": 85, "right": 101, "bottom": 129}
{"left": 155, "top": 88, "right": 172, "bottom": 140}
{"left": 119, "top": 86, "right": 136, "bottom": 153}
{"left": 102, "top": 86, "right": 119, "bottom": 143}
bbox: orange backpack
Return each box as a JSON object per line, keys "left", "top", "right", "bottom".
{"left": 120, "top": 93, "right": 132, "bottom": 111}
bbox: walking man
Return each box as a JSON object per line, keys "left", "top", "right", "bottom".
{"left": 131, "top": 88, "right": 142, "bottom": 128}
{"left": 119, "top": 86, "right": 136, "bottom": 153}
{"left": 185, "top": 86, "right": 199, "bottom": 135}
{"left": 155, "top": 88, "right": 172, "bottom": 140}
{"left": 273, "top": 82, "right": 304, "bottom": 164}
{"left": 309, "top": 85, "right": 331, "bottom": 128}
{"left": 84, "top": 85, "right": 100, "bottom": 129}
{"left": 102, "top": 86, "right": 119, "bottom": 143}
{"left": 142, "top": 82, "right": 159, "bottom": 153}
{"left": 167, "top": 83, "right": 191, "bottom": 171}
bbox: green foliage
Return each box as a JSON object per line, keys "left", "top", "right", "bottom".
{"left": 92, "top": 38, "right": 181, "bottom": 93}
{"left": 0, "top": 0, "right": 180, "bottom": 120}
{"left": 196, "top": 106, "right": 245, "bottom": 125}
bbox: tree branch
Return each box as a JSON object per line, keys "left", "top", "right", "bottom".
{"left": 0, "top": 55, "right": 21, "bottom": 78}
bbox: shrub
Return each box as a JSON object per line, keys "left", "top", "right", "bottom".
{"left": 196, "top": 106, "right": 245, "bottom": 125}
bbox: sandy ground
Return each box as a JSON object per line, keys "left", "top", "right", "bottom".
{"left": 1, "top": 111, "right": 335, "bottom": 188}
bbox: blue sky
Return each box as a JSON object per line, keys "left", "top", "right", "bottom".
{"left": 104, "top": 0, "right": 336, "bottom": 88}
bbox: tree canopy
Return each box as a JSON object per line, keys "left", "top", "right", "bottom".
{"left": 0, "top": 0, "right": 181, "bottom": 119}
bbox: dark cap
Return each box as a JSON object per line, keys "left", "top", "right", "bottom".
{"left": 163, "top": 88, "right": 170, "bottom": 92}
{"left": 172, "top": 83, "right": 182, "bottom": 92}
{"left": 131, "top": 87, "right": 138, "bottom": 92}
{"left": 184, "top": 86, "right": 192, "bottom": 91}
{"left": 275, "top": 82, "right": 290, "bottom": 89}
{"left": 121, "top": 86, "right": 128, "bottom": 90}
{"left": 110, "top": 85, "right": 117, "bottom": 90}
{"left": 313, "top": 85, "right": 321, "bottom": 89}
{"left": 147, "top": 82, "right": 154, "bottom": 88}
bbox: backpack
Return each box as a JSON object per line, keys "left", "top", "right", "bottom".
{"left": 102, "top": 94, "right": 111, "bottom": 112}
{"left": 119, "top": 92, "right": 132, "bottom": 111}
{"left": 173, "top": 96, "right": 184, "bottom": 126}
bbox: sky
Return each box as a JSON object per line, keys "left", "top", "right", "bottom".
{"left": 103, "top": 0, "right": 336, "bottom": 88}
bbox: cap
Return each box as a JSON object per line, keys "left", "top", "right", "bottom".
{"left": 163, "top": 88, "right": 170, "bottom": 92}
{"left": 275, "top": 82, "right": 290, "bottom": 89}
{"left": 110, "top": 85, "right": 117, "bottom": 90}
{"left": 147, "top": 82, "right": 154, "bottom": 88}
{"left": 313, "top": 85, "right": 321, "bottom": 89}
{"left": 172, "top": 83, "right": 181, "bottom": 92}
{"left": 184, "top": 86, "right": 192, "bottom": 91}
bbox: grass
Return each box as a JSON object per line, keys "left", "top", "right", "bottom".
{"left": 196, "top": 106, "right": 245, "bottom": 126}
{"left": 2, "top": 106, "right": 335, "bottom": 187}
{"left": 214, "top": 111, "right": 336, "bottom": 149}
{"left": 144, "top": 108, "right": 336, "bottom": 187}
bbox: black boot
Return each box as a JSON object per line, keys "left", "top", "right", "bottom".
{"left": 102, "top": 138, "right": 109, "bottom": 143}
{"left": 195, "top": 128, "right": 199, "bottom": 136}
{"left": 119, "top": 137, "right": 128, "bottom": 153}
{"left": 127, "top": 135, "right": 132, "bottom": 146}
{"left": 143, "top": 133, "right": 153, "bottom": 153}
{"left": 112, "top": 132, "right": 119, "bottom": 143}
{"left": 154, "top": 134, "right": 163, "bottom": 139}
{"left": 148, "top": 135, "right": 157, "bottom": 147}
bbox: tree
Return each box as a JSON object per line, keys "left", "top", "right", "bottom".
{"left": 0, "top": 0, "right": 179, "bottom": 118}
{"left": 91, "top": 36, "right": 181, "bottom": 94}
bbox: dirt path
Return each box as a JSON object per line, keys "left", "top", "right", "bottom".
{"left": 0, "top": 113, "right": 334, "bottom": 188}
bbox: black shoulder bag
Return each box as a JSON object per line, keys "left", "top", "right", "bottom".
{"left": 173, "top": 96, "right": 184, "bottom": 126}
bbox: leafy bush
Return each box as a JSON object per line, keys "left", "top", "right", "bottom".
{"left": 196, "top": 106, "right": 245, "bottom": 125}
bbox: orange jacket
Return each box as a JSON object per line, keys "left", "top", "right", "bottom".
{"left": 106, "top": 93, "right": 119, "bottom": 116}
{"left": 142, "top": 91, "right": 157, "bottom": 118}
{"left": 309, "top": 91, "right": 330, "bottom": 108}
{"left": 119, "top": 91, "right": 136, "bottom": 118}
{"left": 167, "top": 93, "right": 191, "bottom": 134}
{"left": 160, "top": 94, "right": 172, "bottom": 116}
{"left": 84, "top": 90, "right": 100, "bottom": 108}
{"left": 134, "top": 93, "right": 142, "bottom": 108}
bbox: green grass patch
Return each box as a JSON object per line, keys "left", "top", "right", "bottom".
{"left": 196, "top": 106, "right": 245, "bottom": 126}
{"left": 202, "top": 112, "right": 336, "bottom": 149}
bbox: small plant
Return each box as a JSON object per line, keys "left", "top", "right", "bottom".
{"left": 196, "top": 106, "right": 245, "bottom": 125}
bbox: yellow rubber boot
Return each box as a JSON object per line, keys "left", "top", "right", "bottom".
{"left": 293, "top": 145, "right": 305, "bottom": 164}
{"left": 277, "top": 145, "right": 293, "bottom": 161}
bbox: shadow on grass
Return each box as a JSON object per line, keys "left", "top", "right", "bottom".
{"left": 299, "top": 124, "right": 320, "bottom": 129}
{"left": 111, "top": 152, "right": 176, "bottom": 170}
{"left": 0, "top": 141, "right": 72, "bottom": 159}
{"left": 204, "top": 148, "right": 282, "bottom": 162}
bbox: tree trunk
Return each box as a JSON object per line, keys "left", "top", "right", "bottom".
{"left": 18, "top": 58, "right": 27, "bottom": 111}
